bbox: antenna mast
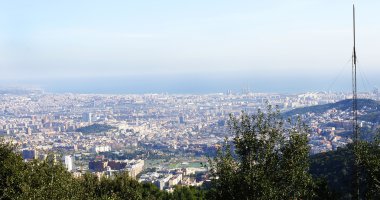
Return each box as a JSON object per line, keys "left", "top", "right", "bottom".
{"left": 352, "top": 2, "right": 360, "bottom": 199}
{"left": 352, "top": 3, "right": 358, "bottom": 143}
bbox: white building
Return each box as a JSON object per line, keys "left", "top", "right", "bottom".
{"left": 126, "top": 159, "right": 145, "bottom": 178}
{"left": 93, "top": 145, "right": 111, "bottom": 153}
{"left": 64, "top": 155, "right": 74, "bottom": 172}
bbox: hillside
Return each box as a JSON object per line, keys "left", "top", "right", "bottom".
{"left": 309, "top": 144, "right": 380, "bottom": 199}
{"left": 309, "top": 146, "right": 355, "bottom": 199}
{"left": 283, "top": 99, "right": 380, "bottom": 122}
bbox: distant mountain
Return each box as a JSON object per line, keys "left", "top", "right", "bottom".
{"left": 283, "top": 99, "right": 380, "bottom": 122}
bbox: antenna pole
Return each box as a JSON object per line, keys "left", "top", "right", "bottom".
{"left": 352, "top": 3, "right": 360, "bottom": 199}
{"left": 353, "top": 2, "right": 358, "bottom": 142}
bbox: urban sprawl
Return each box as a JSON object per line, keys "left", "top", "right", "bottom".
{"left": 1, "top": 89, "right": 378, "bottom": 191}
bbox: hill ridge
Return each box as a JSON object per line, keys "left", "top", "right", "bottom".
{"left": 283, "top": 99, "right": 380, "bottom": 118}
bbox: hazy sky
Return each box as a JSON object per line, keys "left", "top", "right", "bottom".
{"left": 0, "top": 0, "right": 379, "bottom": 93}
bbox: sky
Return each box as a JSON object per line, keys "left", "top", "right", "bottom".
{"left": 0, "top": 0, "right": 379, "bottom": 93}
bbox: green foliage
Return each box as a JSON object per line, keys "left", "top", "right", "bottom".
{"left": 310, "top": 131, "right": 380, "bottom": 199}
{"left": 355, "top": 132, "right": 380, "bottom": 199}
{"left": 169, "top": 186, "right": 205, "bottom": 200}
{"left": 0, "top": 141, "right": 159, "bottom": 199}
{"left": 312, "top": 178, "right": 339, "bottom": 200}
{"left": 208, "top": 106, "right": 315, "bottom": 200}
{"left": 0, "top": 141, "right": 82, "bottom": 199}
{"left": 19, "top": 157, "right": 83, "bottom": 199}
{"left": 0, "top": 140, "right": 206, "bottom": 200}
{"left": 0, "top": 140, "right": 26, "bottom": 199}
{"left": 309, "top": 146, "right": 355, "bottom": 199}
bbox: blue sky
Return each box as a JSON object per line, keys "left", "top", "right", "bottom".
{"left": 0, "top": 0, "right": 379, "bottom": 93}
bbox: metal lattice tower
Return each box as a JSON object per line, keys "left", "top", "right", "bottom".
{"left": 352, "top": 3, "right": 358, "bottom": 145}
{"left": 352, "top": 3, "right": 360, "bottom": 199}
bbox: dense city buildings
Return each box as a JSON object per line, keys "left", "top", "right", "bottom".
{"left": 1, "top": 89, "right": 379, "bottom": 190}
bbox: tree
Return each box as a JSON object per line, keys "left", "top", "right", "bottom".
{"left": 170, "top": 186, "right": 205, "bottom": 200}
{"left": 355, "top": 131, "right": 380, "bottom": 199}
{"left": 0, "top": 140, "right": 26, "bottom": 199}
{"left": 0, "top": 140, "right": 202, "bottom": 200}
{"left": 208, "top": 106, "right": 314, "bottom": 200}
{"left": 18, "top": 155, "right": 83, "bottom": 199}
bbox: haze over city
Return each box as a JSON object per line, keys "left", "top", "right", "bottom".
{"left": 1, "top": 0, "right": 380, "bottom": 93}
{"left": 2, "top": 1, "right": 380, "bottom": 199}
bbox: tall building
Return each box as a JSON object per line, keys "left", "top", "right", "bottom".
{"left": 82, "top": 112, "right": 92, "bottom": 123}
{"left": 64, "top": 155, "right": 74, "bottom": 172}
{"left": 22, "top": 149, "right": 38, "bottom": 160}
{"left": 179, "top": 115, "right": 185, "bottom": 124}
